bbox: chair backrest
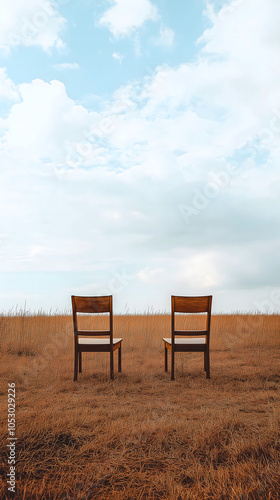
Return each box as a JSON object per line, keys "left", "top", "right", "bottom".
{"left": 171, "top": 295, "right": 212, "bottom": 339}
{"left": 71, "top": 295, "right": 113, "bottom": 337}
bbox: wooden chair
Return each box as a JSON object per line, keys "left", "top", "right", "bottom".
{"left": 163, "top": 295, "right": 212, "bottom": 380}
{"left": 72, "top": 295, "right": 122, "bottom": 381}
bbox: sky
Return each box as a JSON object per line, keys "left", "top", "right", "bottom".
{"left": 0, "top": 0, "right": 280, "bottom": 314}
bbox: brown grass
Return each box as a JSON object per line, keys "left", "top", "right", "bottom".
{"left": 0, "top": 312, "right": 280, "bottom": 499}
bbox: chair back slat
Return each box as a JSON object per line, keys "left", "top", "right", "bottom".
{"left": 174, "top": 330, "right": 208, "bottom": 336}
{"left": 76, "top": 330, "right": 111, "bottom": 336}
{"left": 72, "top": 296, "right": 111, "bottom": 314}
{"left": 173, "top": 296, "right": 211, "bottom": 313}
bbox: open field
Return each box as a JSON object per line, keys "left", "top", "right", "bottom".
{"left": 0, "top": 312, "right": 280, "bottom": 499}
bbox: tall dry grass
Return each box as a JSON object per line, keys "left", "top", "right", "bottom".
{"left": 0, "top": 312, "right": 280, "bottom": 499}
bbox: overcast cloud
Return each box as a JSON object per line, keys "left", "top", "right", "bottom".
{"left": 0, "top": 0, "right": 279, "bottom": 313}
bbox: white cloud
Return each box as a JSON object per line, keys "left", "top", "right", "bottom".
{"left": 173, "top": 252, "right": 225, "bottom": 290}
{"left": 0, "top": 0, "right": 66, "bottom": 51}
{"left": 112, "top": 52, "right": 124, "bottom": 64}
{"left": 154, "top": 24, "right": 175, "bottom": 47}
{"left": 1, "top": 0, "right": 280, "bottom": 312}
{"left": 2, "top": 79, "right": 92, "bottom": 162}
{"left": 99, "top": 0, "right": 158, "bottom": 38}
{"left": 137, "top": 267, "right": 165, "bottom": 284}
{"left": 132, "top": 1, "right": 280, "bottom": 165}
{"left": 0, "top": 68, "right": 19, "bottom": 102}
{"left": 198, "top": 0, "right": 280, "bottom": 112}
{"left": 53, "top": 62, "right": 80, "bottom": 70}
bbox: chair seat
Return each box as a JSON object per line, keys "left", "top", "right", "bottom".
{"left": 78, "top": 338, "right": 123, "bottom": 345}
{"left": 163, "top": 337, "right": 206, "bottom": 345}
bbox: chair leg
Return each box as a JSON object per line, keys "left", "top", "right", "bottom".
{"left": 205, "top": 350, "right": 210, "bottom": 379}
{"left": 164, "top": 345, "right": 168, "bottom": 372}
{"left": 110, "top": 350, "right": 114, "bottom": 380}
{"left": 118, "top": 344, "right": 122, "bottom": 373}
{"left": 78, "top": 352, "right": 82, "bottom": 373}
{"left": 171, "top": 349, "right": 175, "bottom": 380}
{"left": 74, "top": 347, "right": 78, "bottom": 381}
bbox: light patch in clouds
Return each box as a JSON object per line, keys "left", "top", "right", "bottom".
{"left": 137, "top": 267, "right": 165, "bottom": 284}
{"left": 99, "top": 0, "right": 159, "bottom": 38}
{"left": 174, "top": 252, "right": 223, "bottom": 290}
{"left": 53, "top": 62, "right": 80, "bottom": 70}
{"left": 112, "top": 52, "right": 124, "bottom": 64}
{"left": 154, "top": 24, "right": 175, "bottom": 47}
{"left": 0, "top": 0, "right": 66, "bottom": 51}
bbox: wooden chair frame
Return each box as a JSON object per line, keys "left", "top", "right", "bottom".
{"left": 72, "top": 295, "right": 122, "bottom": 381}
{"left": 163, "top": 295, "right": 212, "bottom": 380}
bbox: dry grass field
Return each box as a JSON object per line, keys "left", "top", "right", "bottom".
{"left": 0, "top": 311, "right": 280, "bottom": 499}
